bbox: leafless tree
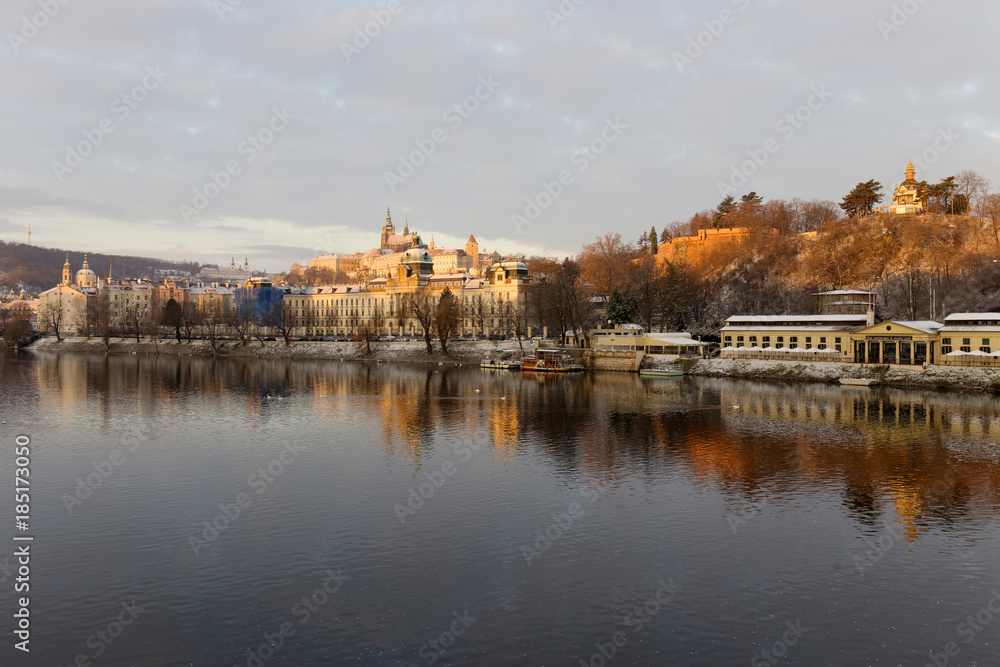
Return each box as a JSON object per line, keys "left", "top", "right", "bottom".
{"left": 408, "top": 292, "right": 436, "bottom": 354}
{"left": 956, "top": 170, "right": 990, "bottom": 219}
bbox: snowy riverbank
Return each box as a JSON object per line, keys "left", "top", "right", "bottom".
{"left": 687, "top": 358, "right": 1000, "bottom": 392}
{"left": 28, "top": 336, "right": 531, "bottom": 365}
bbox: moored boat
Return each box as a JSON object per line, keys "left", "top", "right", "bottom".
{"left": 520, "top": 349, "right": 584, "bottom": 373}
{"left": 639, "top": 364, "right": 684, "bottom": 377}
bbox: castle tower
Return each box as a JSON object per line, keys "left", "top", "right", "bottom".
{"left": 465, "top": 234, "right": 480, "bottom": 263}
{"left": 381, "top": 206, "right": 395, "bottom": 250}
{"left": 62, "top": 254, "right": 71, "bottom": 286}
{"left": 905, "top": 161, "right": 916, "bottom": 181}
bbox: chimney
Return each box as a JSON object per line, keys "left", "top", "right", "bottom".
{"left": 866, "top": 308, "right": 875, "bottom": 327}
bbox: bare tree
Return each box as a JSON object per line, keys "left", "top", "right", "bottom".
{"left": 434, "top": 288, "right": 462, "bottom": 355}
{"left": 94, "top": 292, "right": 116, "bottom": 353}
{"left": 39, "top": 294, "right": 66, "bottom": 342}
{"left": 956, "top": 170, "right": 990, "bottom": 219}
{"left": 408, "top": 293, "right": 436, "bottom": 354}
{"left": 122, "top": 300, "right": 148, "bottom": 342}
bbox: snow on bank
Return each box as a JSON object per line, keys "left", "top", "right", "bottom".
{"left": 28, "top": 337, "right": 531, "bottom": 365}
{"left": 689, "top": 358, "right": 1000, "bottom": 392}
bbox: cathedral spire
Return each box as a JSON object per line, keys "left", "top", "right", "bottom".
{"left": 403, "top": 216, "right": 409, "bottom": 235}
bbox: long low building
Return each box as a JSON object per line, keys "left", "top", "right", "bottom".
{"left": 590, "top": 325, "right": 709, "bottom": 357}
{"left": 720, "top": 314, "right": 868, "bottom": 361}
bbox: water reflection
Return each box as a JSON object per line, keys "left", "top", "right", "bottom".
{"left": 20, "top": 353, "right": 1000, "bottom": 540}
{"left": 7, "top": 352, "right": 1000, "bottom": 665}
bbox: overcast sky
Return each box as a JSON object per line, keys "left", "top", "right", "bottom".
{"left": 1, "top": 0, "right": 998, "bottom": 273}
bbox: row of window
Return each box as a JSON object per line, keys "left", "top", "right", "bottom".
{"left": 724, "top": 335, "right": 842, "bottom": 348}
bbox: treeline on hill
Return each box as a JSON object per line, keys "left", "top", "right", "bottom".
{"left": 0, "top": 241, "right": 200, "bottom": 292}
{"left": 552, "top": 170, "right": 1000, "bottom": 338}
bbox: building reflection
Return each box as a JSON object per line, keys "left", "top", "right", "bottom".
{"left": 21, "top": 352, "right": 1000, "bottom": 543}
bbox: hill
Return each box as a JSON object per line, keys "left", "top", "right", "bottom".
{"left": 0, "top": 241, "right": 200, "bottom": 293}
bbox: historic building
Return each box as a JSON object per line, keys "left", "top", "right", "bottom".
{"left": 280, "top": 254, "right": 531, "bottom": 338}
{"left": 720, "top": 314, "right": 869, "bottom": 361}
{"left": 849, "top": 320, "right": 943, "bottom": 366}
{"left": 380, "top": 208, "right": 423, "bottom": 252}
{"left": 878, "top": 162, "right": 924, "bottom": 215}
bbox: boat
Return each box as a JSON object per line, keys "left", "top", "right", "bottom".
{"left": 520, "top": 348, "right": 584, "bottom": 373}
{"left": 481, "top": 359, "right": 520, "bottom": 370}
{"left": 839, "top": 378, "right": 878, "bottom": 386}
{"left": 639, "top": 364, "right": 684, "bottom": 377}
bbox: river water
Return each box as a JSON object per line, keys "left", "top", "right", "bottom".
{"left": 1, "top": 352, "right": 1000, "bottom": 666}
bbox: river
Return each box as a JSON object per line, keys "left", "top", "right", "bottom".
{"left": 2, "top": 351, "right": 1000, "bottom": 666}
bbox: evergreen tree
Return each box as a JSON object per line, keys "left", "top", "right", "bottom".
{"left": 714, "top": 195, "right": 737, "bottom": 227}
{"left": 840, "top": 180, "right": 884, "bottom": 218}
{"left": 606, "top": 287, "right": 639, "bottom": 327}
{"left": 649, "top": 226, "right": 658, "bottom": 255}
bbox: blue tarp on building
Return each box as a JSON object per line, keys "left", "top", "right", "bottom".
{"left": 236, "top": 288, "right": 284, "bottom": 324}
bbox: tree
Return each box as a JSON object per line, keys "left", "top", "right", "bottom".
{"left": 94, "top": 292, "right": 116, "bottom": 353}
{"left": 271, "top": 301, "right": 298, "bottom": 346}
{"left": 122, "top": 300, "right": 148, "bottom": 342}
{"left": 840, "top": 180, "right": 884, "bottom": 218}
{"left": 579, "top": 233, "right": 638, "bottom": 301}
{"left": 741, "top": 191, "right": 763, "bottom": 206}
{"left": 39, "top": 295, "right": 65, "bottom": 341}
{"left": 3, "top": 319, "right": 33, "bottom": 349}
{"left": 182, "top": 300, "right": 201, "bottom": 342}
{"left": 956, "top": 170, "right": 989, "bottom": 218}
{"left": 606, "top": 286, "right": 639, "bottom": 327}
{"left": 161, "top": 298, "right": 184, "bottom": 342}
{"left": 631, "top": 253, "right": 662, "bottom": 331}
{"left": 471, "top": 295, "right": 488, "bottom": 336}
{"left": 649, "top": 226, "right": 658, "bottom": 255}
{"left": 714, "top": 195, "right": 737, "bottom": 227}
{"left": 408, "top": 293, "right": 435, "bottom": 354}
{"left": 434, "top": 288, "right": 461, "bottom": 355}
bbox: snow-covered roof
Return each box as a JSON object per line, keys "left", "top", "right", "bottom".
{"left": 944, "top": 313, "right": 1000, "bottom": 322}
{"left": 725, "top": 315, "right": 867, "bottom": 324}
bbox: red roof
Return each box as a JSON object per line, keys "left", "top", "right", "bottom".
{"left": 467, "top": 234, "right": 477, "bottom": 244}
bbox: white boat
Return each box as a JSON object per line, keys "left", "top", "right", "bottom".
{"left": 839, "top": 378, "right": 877, "bottom": 386}
{"left": 639, "top": 364, "right": 684, "bottom": 377}
{"left": 481, "top": 359, "right": 520, "bottom": 370}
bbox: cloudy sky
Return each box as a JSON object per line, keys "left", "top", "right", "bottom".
{"left": 1, "top": 0, "right": 998, "bottom": 273}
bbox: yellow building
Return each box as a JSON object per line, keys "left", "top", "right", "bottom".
{"left": 937, "top": 313, "right": 1000, "bottom": 366}
{"left": 849, "top": 320, "right": 943, "bottom": 366}
{"left": 720, "top": 314, "right": 867, "bottom": 361}
{"left": 284, "top": 255, "right": 531, "bottom": 338}
{"left": 878, "top": 162, "right": 924, "bottom": 215}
